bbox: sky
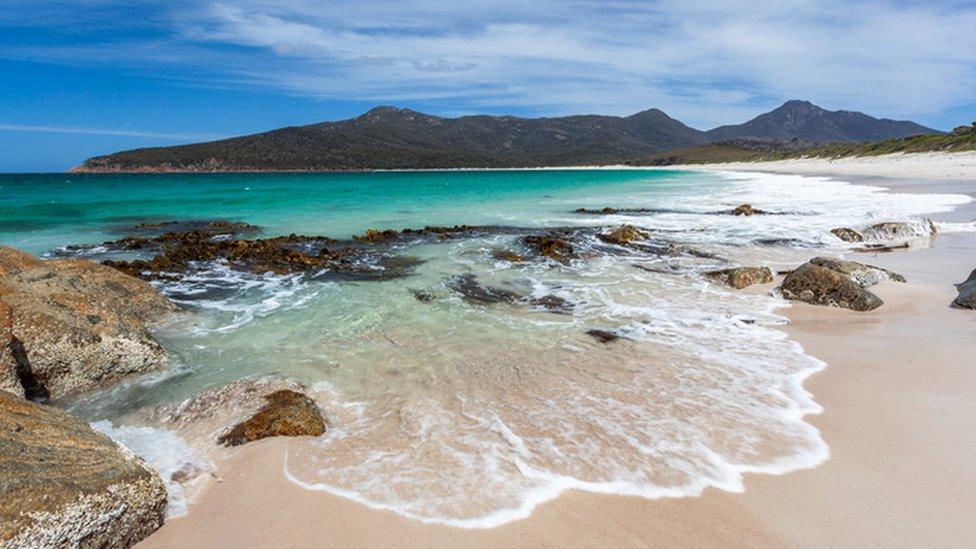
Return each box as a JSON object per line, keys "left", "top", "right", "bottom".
{"left": 1, "top": 0, "right": 975, "bottom": 172}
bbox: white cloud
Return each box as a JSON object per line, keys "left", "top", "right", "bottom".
{"left": 0, "top": 123, "right": 224, "bottom": 140}
{"left": 4, "top": 0, "right": 975, "bottom": 127}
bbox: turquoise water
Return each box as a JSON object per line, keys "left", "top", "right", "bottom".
{"left": 3, "top": 169, "right": 971, "bottom": 525}
{"left": 0, "top": 170, "right": 701, "bottom": 254}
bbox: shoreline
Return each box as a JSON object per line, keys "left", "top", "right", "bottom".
{"left": 64, "top": 150, "right": 976, "bottom": 179}
{"left": 140, "top": 164, "right": 976, "bottom": 547}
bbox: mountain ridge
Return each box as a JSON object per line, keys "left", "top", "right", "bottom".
{"left": 73, "top": 101, "right": 942, "bottom": 172}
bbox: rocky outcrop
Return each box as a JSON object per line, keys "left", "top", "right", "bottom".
{"left": 598, "top": 224, "right": 650, "bottom": 246}
{"left": 779, "top": 257, "right": 904, "bottom": 311}
{"left": 523, "top": 234, "right": 575, "bottom": 262}
{"left": 952, "top": 269, "right": 976, "bottom": 309}
{"left": 831, "top": 228, "right": 864, "bottom": 242}
{"left": 728, "top": 204, "right": 770, "bottom": 216}
{"left": 217, "top": 390, "right": 326, "bottom": 447}
{"left": 0, "top": 391, "right": 166, "bottom": 546}
{"left": 0, "top": 246, "right": 177, "bottom": 400}
{"left": 705, "top": 266, "right": 773, "bottom": 289}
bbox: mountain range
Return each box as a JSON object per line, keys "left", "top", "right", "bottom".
{"left": 74, "top": 100, "right": 941, "bottom": 172}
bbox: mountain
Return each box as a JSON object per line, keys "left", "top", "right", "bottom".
{"left": 73, "top": 101, "right": 942, "bottom": 172}
{"left": 704, "top": 100, "right": 939, "bottom": 143}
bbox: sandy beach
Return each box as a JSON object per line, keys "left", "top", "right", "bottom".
{"left": 137, "top": 156, "right": 976, "bottom": 548}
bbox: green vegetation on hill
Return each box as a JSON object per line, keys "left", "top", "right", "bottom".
{"left": 636, "top": 123, "right": 976, "bottom": 166}
{"left": 72, "top": 101, "right": 944, "bottom": 173}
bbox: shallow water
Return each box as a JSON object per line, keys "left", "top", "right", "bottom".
{"left": 1, "top": 169, "right": 971, "bottom": 523}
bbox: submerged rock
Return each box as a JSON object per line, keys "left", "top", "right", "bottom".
{"left": 597, "top": 224, "right": 650, "bottom": 246}
{"left": 807, "top": 257, "right": 905, "bottom": 287}
{"left": 448, "top": 274, "right": 522, "bottom": 305}
{"left": 952, "top": 268, "right": 976, "bottom": 309}
{"left": 586, "top": 329, "right": 623, "bottom": 343}
{"left": 530, "top": 294, "right": 574, "bottom": 314}
{"left": 831, "top": 228, "right": 864, "bottom": 242}
{"left": 779, "top": 262, "right": 884, "bottom": 311}
{"left": 0, "top": 246, "right": 176, "bottom": 400}
{"left": 705, "top": 266, "right": 773, "bottom": 289}
{"left": 410, "top": 288, "right": 435, "bottom": 303}
{"left": 491, "top": 248, "right": 525, "bottom": 263}
{"left": 523, "top": 234, "right": 575, "bottom": 262}
{"left": 0, "top": 391, "right": 166, "bottom": 545}
{"left": 218, "top": 389, "right": 326, "bottom": 447}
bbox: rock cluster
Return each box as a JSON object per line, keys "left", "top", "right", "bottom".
{"left": 779, "top": 257, "right": 905, "bottom": 311}
{"left": 0, "top": 391, "right": 167, "bottom": 546}
{"left": 0, "top": 246, "right": 177, "bottom": 400}
{"left": 705, "top": 266, "right": 773, "bottom": 289}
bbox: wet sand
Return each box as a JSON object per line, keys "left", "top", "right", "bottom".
{"left": 141, "top": 175, "right": 976, "bottom": 548}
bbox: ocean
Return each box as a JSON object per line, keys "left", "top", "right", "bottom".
{"left": 1, "top": 169, "right": 971, "bottom": 524}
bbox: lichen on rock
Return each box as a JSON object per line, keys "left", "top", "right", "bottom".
{"left": 0, "top": 246, "right": 177, "bottom": 400}
{"left": 0, "top": 391, "right": 166, "bottom": 546}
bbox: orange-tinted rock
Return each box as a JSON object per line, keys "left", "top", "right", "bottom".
{"left": 0, "top": 391, "right": 166, "bottom": 545}
{"left": 218, "top": 390, "right": 326, "bottom": 447}
{"left": 0, "top": 246, "right": 177, "bottom": 400}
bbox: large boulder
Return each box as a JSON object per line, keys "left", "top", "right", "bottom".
{"left": 704, "top": 266, "right": 773, "bottom": 289}
{"left": 806, "top": 257, "right": 905, "bottom": 287}
{"left": 0, "top": 391, "right": 166, "bottom": 546}
{"left": 952, "top": 269, "right": 976, "bottom": 309}
{"left": 218, "top": 389, "right": 326, "bottom": 447}
{"left": 0, "top": 246, "right": 177, "bottom": 400}
{"left": 780, "top": 263, "right": 884, "bottom": 311}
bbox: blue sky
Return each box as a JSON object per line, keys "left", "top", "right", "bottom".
{"left": 1, "top": 0, "right": 975, "bottom": 172}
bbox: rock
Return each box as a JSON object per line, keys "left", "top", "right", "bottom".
{"left": 807, "top": 257, "right": 906, "bottom": 286}
{"left": 410, "top": 288, "right": 435, "bottom": 302}
{"left": 448, "top": 274, "right": 522, "bottom": 305}
{"left": 597, "top": 224, "right": 650, "bottom": 246}
{"left": 779, "top": 263, "right": 884, "bottom": 311}
{"left": 0, "top": 391, "right": 166, "bottom": 545}
{"left": 218, "top": 389, "right": 326, "bottom": 446}
{"left": 530, "top": 295, "right": 573, "bottom": 314}
{"left": 861, "top": 220, "right": 937, "bottom": 242}
{"left": 0, "top": 246, "right": 177, "bottom": 400}
{"left": 353, "top": 228, "right": 398, "bottom": 244}
{"left": 852, "top": 243, "right": 910, "bottom": 253}
{"left": 831, "top": 228, "right": 864, "bottom": 242}
{"left": 728, "top": 204, "right": 769, "bottom": 216}
{"left": 704, "top": 267, "right": 773, "bottom": 289}
{"left": 586, "top": 329, "right": 623, "bottom": 343}
{"left": 952, "top": 269, "right": 976, "bottom": 309}
{"left": 523, "top": 234, "right": 575, "bottom": 262}
{"left": 491, "top": 248, "right": 525, "bottom": 262}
